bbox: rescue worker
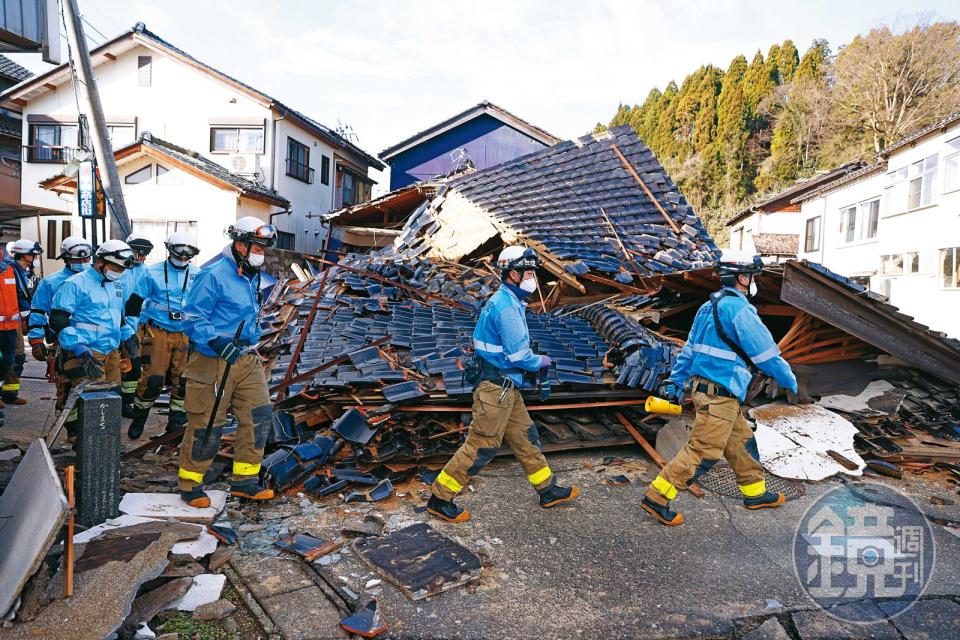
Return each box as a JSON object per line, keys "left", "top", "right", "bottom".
{"left": 125, "top": 231, "right": 200, "bottom": 439}
{"left": 177, "top": 217, "right": 276, "bottom": 508}
{"left": 49, "top": 240, "right": 137, "bottom": 441}
{"left": 427, "top": 246, "right": 580, "bottom": 523}
{"left": 2, "top": 239, "right": 42, "bottom": 405}
{"left": 0, "top": 254, "right": 19, "bottom": 425}
{"left": 28, "top": 237, "right": 94, "bottom": 375}
{"left": 641, "top": 250, "right": 802, "bottom": 526}
{"left": 120, "top": 233, "right": 154, "bottom": 417}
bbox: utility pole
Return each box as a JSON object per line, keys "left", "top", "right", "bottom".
{"left": 60, "top": 0, "right": 131, "bottom": 240}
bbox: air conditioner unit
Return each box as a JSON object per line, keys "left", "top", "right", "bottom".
{"left": 229, "top": 154, "right": 266, "bottom": 183}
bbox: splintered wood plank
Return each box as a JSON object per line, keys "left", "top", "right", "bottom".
{"left": 352, "top": 523, "right": 482, "bottom": 600}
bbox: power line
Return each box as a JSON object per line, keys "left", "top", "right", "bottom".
{"left": 80, "top": 15, "right": 108, "bottom": 43}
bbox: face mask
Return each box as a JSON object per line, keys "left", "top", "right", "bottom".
{"left": 519, "top": 276, "right": 537, "bottom": 293}
{"left": 103, "top": 269, "right": 122, "bottom": 282}
{"left": 246, "top": 252, "right": 265, "bottom": 268}
{"left": 748, "top": 279, "right": 758, "bottom": 298}
{"left": 67, "top": 261, "right": 89, "bottom": 273}
{"left": 170, "top": 257, "right": 191, "bottom": 269}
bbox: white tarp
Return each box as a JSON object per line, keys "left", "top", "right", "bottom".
{"left": 750, "top": 403, "right": 865, "bottom": 481}
{"left": 817, "top": 380, "right": 907, "bottom": 417}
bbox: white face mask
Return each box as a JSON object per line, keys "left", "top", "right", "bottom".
{"left": 519, "top": 276, "right": 538, "bottom": 293}
{"left": 246, "top": 252, "right": 265, "bottom": 268}
{"left": 748, "top": 279, "right": 758, "bottom": 298}
{"left": 103, "top": 269, "right": 122, "bottom": 282}
{"left": 170, "top": 257, "right": 191, "bottom": 269}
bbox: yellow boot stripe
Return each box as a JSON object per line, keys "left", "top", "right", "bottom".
{"left": 739, "top": 479, "right": 766, "bottom": 497}
{"left": 2, "top": 383, "right": 19, "bottom": 391}
{"left": 170, "top": 399, "right": 185, "bottom": 411}
{"left": 527, "top": 466, "right": 552, "bottom": 486}
{"left": 651, "top": 475, "right": 678, "bottom": 500}
{"left": 436, "top": 470, "right": 464, "bottom": 493}
{"left": 178, "top": 468, "right": 204, "bottom": 483}
{"left": 233, "top": 462, "right": 261, "bottom": 477}
{"left": 121, "top": 381, "right": 139, "bottom": 393}
{"left": 67, "top": 408, "right": 78, "bottom": 422}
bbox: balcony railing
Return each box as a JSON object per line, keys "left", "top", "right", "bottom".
{"left": 286, "top": 157, "right": 314, "bottom": 184}
{"left": 23, "top": 145, "right": 81, "bottom": 164}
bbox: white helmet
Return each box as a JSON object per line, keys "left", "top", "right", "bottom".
{"left": 227, "top": 216, "right": 276, "bottom": 247}
{"left": 59, "top": 235, "right": 93, "bottom": 260}
{"left": 9, "top": 238, "right": 42, "bottom": 257}
{"left": 496, "top": 245, "right": 540, "bottom": 273}
{"left": 166, "top": 231, "right": 199, "bottom": 261}
{"left": 95, "top": 239, "right": 135, "bottom": 269}
{"left": 718, "top": 249, "right": 762, "bottom": 278}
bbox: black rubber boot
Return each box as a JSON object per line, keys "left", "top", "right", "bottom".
{"left": 166, "top": 410, "right": 187, "bottom": 434}
{"left": 539, "top": 484, "right": 581, "bottom": 508}
{"left": 744, "top": 491, "right": 785, "bottom": 509}
{"left": 121, "top": 393, "right": 136, "bottom": 419}
{"left": 180, "top": 486, "right": 211, "bottom": 508}
{"left": 64, "top": 419, "right": 80, "bottom": 444}
{"left": 641, "top": 497, "right": 685, "bottom": 526}
{"left": 127, "top": 411, "right": 148, "bottom": 439}
{"left": 426, "top": 495, "right": 471, "bottom": 522}
{"left": 231, "top": 479, "right": 275, "bottom": 501}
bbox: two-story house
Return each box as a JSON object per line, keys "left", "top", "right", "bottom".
{"left": 795, "top": 112, "right": 960, "bottom": 338}
{"left": 0, "top": 23, "right": 383, "bottom": 270}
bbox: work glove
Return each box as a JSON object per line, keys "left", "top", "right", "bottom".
{"left": 122, "top": 334, "right": 139, "bottom": 359}
{"left": 209, "top": 336, "right": 241, "bottom": 365}
{"left": 539, "top": 355, "right": 552, "bottom": 369}
{"left": 657, "top": 380, "right": 681, "bottom": 404}
{"left": 74, "top": 345, "right": 104, "bottom": 379}
{"left": 29, "top": 337, "right": 48, "bottom": 361}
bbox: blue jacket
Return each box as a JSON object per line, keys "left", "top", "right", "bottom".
{"left": 472, "top": 285, "right": 543, "bottom": 387}
{"left": 132, "top": 260, "right": 194, "bottom": 333}
{"left": 669, "top": 287, "right": 798, "bottom": 401}
{"left": 28, "top": 267, "right": 77, "bottom": 341}
{"left": 51, "top": 265, "right": 133, "bottom": 355}
{"left": 183, "top": 247, "right": 261, "bottom": 357}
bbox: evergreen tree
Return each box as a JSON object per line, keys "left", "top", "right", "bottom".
{"left": 777, "top": 40, "right": 800, "bottom": 83}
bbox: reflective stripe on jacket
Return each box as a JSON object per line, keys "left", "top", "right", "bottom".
{"left": 28, "top": 268, "right": 75, "bottom": 340}
{"left": 668, "top": 286, "right": 798, "bottom": 401}
{"left": 182, "top": 246, "right": 260, "bottom": 357}
{"left": 0, "top": 262, "right": 19, "bottom": 330}
{"left": 472, "top": 286, "right": 542, "bottom": 387}
{"left": 51, "top": 265, "right": 131, "bottom": 354}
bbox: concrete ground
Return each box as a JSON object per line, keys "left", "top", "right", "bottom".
{"left": 5, "top": 362, "right": 960, "bottom": 639}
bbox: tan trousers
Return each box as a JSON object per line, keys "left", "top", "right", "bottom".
{"left": 134, "top": 324, "right": 189, "bottom": 413}
{"left": 646, "top": 377, "right": 766, "bottom": 505}
{"left": 56, "top": 348, "right": 122, "bottom": 425}
{"left": 177, "top": 351, "right": 272, "bottom": 490}
{"left": 432, "top": 380, "right": 553, "bottom": 501}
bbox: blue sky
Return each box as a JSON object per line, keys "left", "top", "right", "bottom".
{"left": 10, "top": 0, "right": 960, "bottom": 159}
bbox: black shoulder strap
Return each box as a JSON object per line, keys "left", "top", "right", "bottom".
{"left": 710, "top": 290, "right": 758, "bottom": 373}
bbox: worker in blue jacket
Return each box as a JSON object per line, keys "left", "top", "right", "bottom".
{"left": 124, "top": 231, "right": 200, "bottom": 439}
{"left": 28, "top": 236, "right": 93, "bottom": 381}
{"left": 428, "top": 245, "right": 580, "bottom": 523}
{"left": 2, "top": 239, "right": 42, "bottom": 405}
{"left": 177, "top": 217, "right": 276, "bottom": 508}
{"left": 49, "top": 240, "right": 137, "bottom": 441}
{"left": 642, "top": 250, "right": 806, "bottom": 526}
{"left": 119, "top": 233, "right": 154, "bottom": 417}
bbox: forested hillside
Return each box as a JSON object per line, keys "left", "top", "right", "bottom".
{"left": 601, "top": 22, "right": 960, "bottom": 244}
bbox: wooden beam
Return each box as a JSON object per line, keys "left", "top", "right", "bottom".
{"left": 580, "top": 272, "right": 649, "bottom": 294}
{"left": 539, "top": 255, "right": 586, "bottom": 294}
{"left": 756, "top": 304, "right": 801, "bottom": 317}
{"left": 610, "top": 143, "right": 682, "bottom": 234}
{"left": 614, "top": 412, "right": 705, "bottom": 498}
{"left": 43, "top": 82, "right": 56, "bottom": 90}
{"left": 103, "top": 52, "right": 116, "bottom": 61}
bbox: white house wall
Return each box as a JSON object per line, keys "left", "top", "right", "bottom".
{"left": 729, "top": 209, "right": 801, "bottom": 254}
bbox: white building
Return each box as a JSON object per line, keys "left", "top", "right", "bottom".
{"left": 796, "top": 113, "right": 960, "bottom": 338}
{"left": 0, "top": 23, "right": 383, "bottom": 270}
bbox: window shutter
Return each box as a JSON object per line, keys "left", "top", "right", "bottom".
{"left": 138, "top": 56, "right": 152, "bottom": 87}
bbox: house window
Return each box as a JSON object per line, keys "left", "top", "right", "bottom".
{"left": 209, "top": 126, "right": 265, "bottom": 153}
{"left": 941, "top": 247, "right": 960, "bottom": 288}
{"left": 944, "top": 137, "right": 960, "bottom": 192}
{"left": 276, "top": 231, "right": 295, "bottom": 250}
{"left": 337, "top": 167, "right": 373, "bottom": 207}
{"left": 804, "top": 216, "right": 821, "bottom": 252}
{"left": 907, "top": 154, "right": 938, "bottom": 209}
{"left": 46, "top": 220, "right": 74, "bottom": 259}
{"left": 286, "top": 137, "right": 313, "bottom": 183}
{"left": 125, "top": 164, "right": 153, "bottom": 185}
{"left": 27, "top": 123, "right": 80, "bottom": 163}
{"left": 839, "top": 198, "right": 879, "bottom": 244}
{"left": 138, "top": 56, "right": 152, "bottom": 87}
{"left": 131, "top": 220, "right": 198, "bottom": 264}
{"left": 733, "top": 227, "right": 744, "bottom": 250}
{"left": 106, "top": 124, "right": 136, "bottom": 147}
{"left": 321, "top": 154, "right": 330, "bottom": 186}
